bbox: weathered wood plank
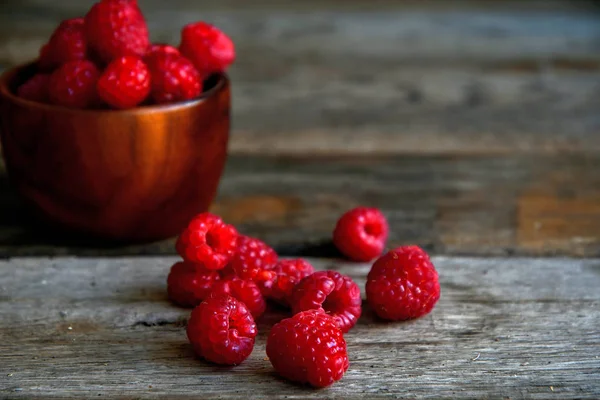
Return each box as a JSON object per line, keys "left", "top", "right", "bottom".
{"left": 1, "top": 153, "right": 599, "bottom": 257}
{"left": 0, "top": 1, "right": 599, "bottom": 154}
{"left": 0, "top": 256, "right": 599, "bottom": 398}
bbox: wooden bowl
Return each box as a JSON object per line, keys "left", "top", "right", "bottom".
{"left": 0, "top": 62, "right": 230, "bottom": 243}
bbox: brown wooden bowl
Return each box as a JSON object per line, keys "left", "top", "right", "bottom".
{"left": 0, "top": 62, "right": 230, "bottom": 243}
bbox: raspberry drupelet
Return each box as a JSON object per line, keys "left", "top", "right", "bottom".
{"left": 176, "top": 212, "right": 238, "bottom": 271}
{"left": 366, "top": 245, "right": 440, "bottom": 321}
{"left": 257, "top": 259, "right": 314, "bottom": 307}
{"left": 266, "top": 308, "right": 349, "bottom": 388}
{"left": 333, "top": 206, "right": 389, "bottom": 262}
{"left": 187, "top": 293, "right": 257, "bottom": 366}
{"left": 290, "top": 270, "right": 362, "bottom": 333}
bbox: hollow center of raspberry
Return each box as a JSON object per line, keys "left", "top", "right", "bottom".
{"left": 364, "top": 222, "right": 382, "bottom": 237}
{"left": 206, "top": 230, "right": 220, "bottom": 249}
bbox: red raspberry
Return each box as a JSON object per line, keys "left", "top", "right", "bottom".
{"left": 97, "top": 56, "right": 150, "bottom": 109}
{"left": 167, "top": 261, "right": 221, "bottom": 308}
{"left": 179, "top": 22, "right": 235, "bottom": 76}
{"left": 39, "top": 18, "right": 87, "bottom": 71}
{"left": 220, "top": 235, "right": 278, "bottom": 282}
{"left": 146, "top": 53, "right": 202, "bottom": 104}
{"left": 186, "top": 293, "right": 257, "bottom": 365}
{"left": 48, "top": 60, "right": 100, "bottom": 109}
{"left": 85, "top": 0, "right": 149, "bottom": 63}
{"left": 266, "top": 308, "right": 349, "bottom": 388}
{"left": 333, "top": 206, "right": 389, "bottom": 262}
{"left": 291, "top": 270, "right": 361, "bottom": 333}
{"left": 146, "top": 43, "right": 181, "bottom": 58}
{"left": 176, "top": 212, "right": 238, "bottom": 271}
{"left": 210, "top": 278, "right": 266, "bottom": 318}
{"left": 366, "top": 245, "right": 440, "bottom": 321}
{"left": 16, "top": 74, "right": 51, "bottom": 103}
{"left": 258, "top": 259, "right": 314, "bottom": 307}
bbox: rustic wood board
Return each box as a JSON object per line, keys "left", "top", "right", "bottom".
{"left": 1, "top": 0, "right": 599, "bottom": 154}
{"left": 0, "top": 256, "right": 598, "bottom": 399}
{"left": 1, "top": 153, "right": 599, "bottom": 257}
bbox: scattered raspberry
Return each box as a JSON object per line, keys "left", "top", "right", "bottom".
{"left": 167, "top": 261, "right": 221, "bottom": 308}
{"left": 266, "top": 308, "right": 349, "bottom": 388}
{"left": 146, "top": 43, "right": 181, "bottom": 59}
{"left": 333, "top": 206, "right": 389, "bottom": 262}
{"left": 179, "top": 21, "right": 235, "bottom": 76}
{"left": 48, "top": 60, "right": 100, "bottom": 109}
{"left": 39, "top": 18, "right": 87, "bottom": 70}
{"left": 366, "top": 245, "right": 440, "bottom": 321}
{"left": 85, "top": 0, "right": 150, "bottom": 63}
{"left": 176, "top": 212, "right": 238, "bottom": 270}
{"left": 210, "top": 278, "right": 266, "bottom": 318}
{"left": 146, "top": 52, "right": 202, "bottom": 104}
{"left": 187, "top": 293, "right": 257, "bottom": 365}
{"left": 16, "top": 74, "right": 51, "bottom": 103}
{"left": 258, "top": 259, "right": 314, "bottom": 307}
{"left": 97, "top": 55, "right": 150, "bottom": 109}
{"left": 220, "top": 235, "right": 278, "bottom": 283}
{"left": 290, "top": 270, "right": 361, "bottom": 333}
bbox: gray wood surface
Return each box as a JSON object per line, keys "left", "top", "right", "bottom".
{"left": 1, "top": 256, "right": 599, "bottom": 399}
{"left": 0, "top": 0, "right": 599, "bottom": 154}
{"left": 2, "top": 153, "right": 599, "bottom": 257}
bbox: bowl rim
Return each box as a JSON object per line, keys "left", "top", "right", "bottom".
{"left": 0, "top": 61, "right": 228, "bottom": 115}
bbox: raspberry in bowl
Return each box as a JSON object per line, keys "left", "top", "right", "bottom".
{"left": 0, "top": 0, "right": 235, "bottom": 242}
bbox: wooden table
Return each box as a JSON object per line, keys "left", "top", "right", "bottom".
{"left": 1, "top": 0, "right": 599, "bottom": 398}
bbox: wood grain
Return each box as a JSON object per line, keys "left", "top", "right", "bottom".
{"left": 1, "top": 153, "right": 599, "bottom": 257}
{"left": 0, "top": 1, "right": 599, "bottom": 154}
{"left": 0, "top": 256, "right": 598, "bottom": 398}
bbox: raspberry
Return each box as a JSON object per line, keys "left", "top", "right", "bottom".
{"left": 85, "top": 0, "right": 150, "bottom": 63}
{"left": 290, "top": 270, "right": 361, "bottom": 333}
{"left": 146, "top": 52, "right": 202, "bottom": 104}
{"left": 39, "top": 18, "right": 87, "bottom": 70}
{"left": 176, "top": 212, "right": 238, "bottom": 270}
{"left": 258, "top": 259, "right": 314, "bottom": 307}
{"left": 179, "top": 22, "right": 235, "bottom": 76}
{"left": 210, "top": 278, "right": 266, "bottom": 318}
{"left": 48, "top": 60, "right": 100, "bottom": 109}
{"left": 366, "top": 245, "right": 440, "bottom": 321}
{"left": 167, "top": 261, "right": 221, "bottom": 308}
{"left": 333, "top": 206, "right": 389, "bottom": 262}
{"left": 146, "top": 43, "right": 181, "bottom": 59}
{"left": 220, "top": 235, "right": 278, "bottom": 283}
{"left": 16, "top": 74, "right": 50, "bottom": 103}
{"left": 186, "top": 293, "right": 257, "bottom": 365}
{"left": 266, "top": 308, "right": 349, "bottom": 388}
{"left": 97, "top": 56, "right": 150, "bottom": 109}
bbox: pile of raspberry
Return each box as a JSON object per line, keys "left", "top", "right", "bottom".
{"left": 170, "top": 207, "right": 441, "bottom": 388}
{"left": 16, "top": 0, "right": 234, "bottom": 109}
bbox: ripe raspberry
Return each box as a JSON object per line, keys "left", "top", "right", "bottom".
{"left": 97, "top": 56, "right": 150, "bottom": 109}
{"left": 220, "top": 235, "right": 278, "bottom": 283}
{"left": 179, "top": 22, "right": 235, "bottom": 76}
{"left": 266, "top": 308, "right": 349, "bottom": 388}
{"left": 366, "top": 245, "right": 440, "bottom": 321}
{"left": 48, "top": 60, "right": 100, "bottom": 109}
{"left": 39, "top": 18, "right": 87, "bottom": 70}
{"left": 333, "top": 206, "right": 389, "bottom": 262}
{"left": 291, "top": 270, "right": 361, "bottom": 333}
{"left": 186, "top": 293, "right": 257, "bottom": 365}
{"left": 16, "top": 74, "right": 50, "bottom": 103}
{"left": 258, "top": 259, "right": 314, "bottom": 307}
{"left": 85, "top": 0, "right": 149, "bottom": 63}
{"left": 176, "top": 212, "right": 238, "bottom": 270}
{"left": 146, "top": 43, "right": 180, "bottom": 58}
{"left": 146, "top": 52, "right": 202, "bottom": 104}
{"left": 210, "top": 278, "right": 266, "bottom": 318}
{"left": 167, "top": 261, "right": 221, "bottom": 308}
